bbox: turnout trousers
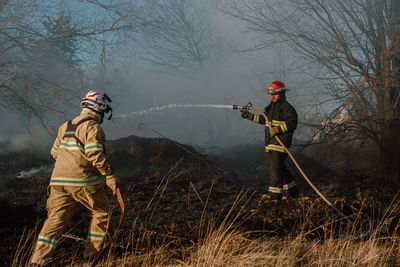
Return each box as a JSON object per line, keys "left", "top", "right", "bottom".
{"left": 267, "top": 151, "right": 298, "bottom": 199}
{"left": 30, "top": 184, "right": 110, "bottom": 266}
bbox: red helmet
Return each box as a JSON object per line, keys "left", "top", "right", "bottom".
{"left": 264, "top": 80, "right": 288, "bottom": 94}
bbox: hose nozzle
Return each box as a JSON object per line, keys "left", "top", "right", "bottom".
{"left": 232, "top": 104, "right": 244, "bottom": 110}
{"left": 233, "top": 102, "right": 252, "bottom": 110}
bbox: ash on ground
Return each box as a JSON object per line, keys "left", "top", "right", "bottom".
{"left": 0, "top": 135, "right": 398, "bottom": 266}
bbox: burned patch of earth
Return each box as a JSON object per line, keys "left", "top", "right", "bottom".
{"left": 0, "top": 135, "right": 399, "bottom": 265}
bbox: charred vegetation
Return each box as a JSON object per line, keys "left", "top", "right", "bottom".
{"left": 1, "top": 135, "right": 399, "bottom": 265}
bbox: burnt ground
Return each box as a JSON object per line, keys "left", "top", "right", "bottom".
{"left": 0, "top": 135, "right": 399, "bottom": 266}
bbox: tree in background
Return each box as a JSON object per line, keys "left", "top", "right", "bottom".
{"left": 223, "top": 0, "right": 400, "bottom": 182}
{"left": 21, "top": 12, "right": 82, "bottom": 127}
{"left": 0, "top": 0, "right": 151, "bottom": 132}
{"left": 137, "top": 0, "right": 226, "bottom": 75}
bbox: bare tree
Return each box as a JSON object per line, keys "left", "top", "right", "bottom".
{"left": 223, "top": 0, "right": 400, "bottom": 182}
{"left": 137, "top": 0, "right": 226, "bottom": 75}
{"left": 0, "top": 0, "right": 150, "bottom": 131}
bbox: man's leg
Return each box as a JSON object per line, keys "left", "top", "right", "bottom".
{"left": 31, "top": 186, "right": 78, "bottom": 266}
{"left": 280, "top": 153, "right": 299, "bottom": 198}
{"left": 72, "top": 185, "right": 110, "bottom": 259}
{"left": 266, "top": 151, "right": 283, "bottom": 199}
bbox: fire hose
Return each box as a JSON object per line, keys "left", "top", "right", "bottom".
{"left": 90, "top": 188, "right": 125, "bottom": 267}
{"left": 233, "top": 102, "right": 351, "bottom": 222}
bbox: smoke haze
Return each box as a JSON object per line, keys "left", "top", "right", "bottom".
{"left": 0, "top": 1, "right": 315, "bottom": 154}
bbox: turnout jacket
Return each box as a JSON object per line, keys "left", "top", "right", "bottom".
{"left": 49, "top": 110, "right": 114, "bottom": 186}
{"left": 248, "top": 97, "right": 298, "bottom": 153}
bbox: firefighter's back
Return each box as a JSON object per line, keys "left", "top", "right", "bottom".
{"left": 50, "top": 111, "right": 104, "bottom": 187}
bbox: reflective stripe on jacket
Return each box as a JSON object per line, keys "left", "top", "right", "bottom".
{"left": 50, "top": 111, "right": 114, "bottom": 186}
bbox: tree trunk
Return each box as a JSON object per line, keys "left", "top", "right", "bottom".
{"left": 381, "top": 1, "right": 400, "bottom": 183}
{"left": 380, "top": 119, "right": 400, "bottom": 183}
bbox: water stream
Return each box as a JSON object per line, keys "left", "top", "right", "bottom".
{"left": 116, "top": 104, "right": 234, "bottom": 118}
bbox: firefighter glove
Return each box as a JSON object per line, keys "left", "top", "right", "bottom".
{"left": 270, "top": 126, "right": 280, "bottom": 137}
{"left": 241, "top": 110, "right": 252, "bottom": 119}
{"left": 106, "top": 174, "right": 118, "bottom": 195}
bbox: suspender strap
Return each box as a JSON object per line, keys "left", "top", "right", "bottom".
{"left": 63, "top": 118, "right": 94, "bottom": 147}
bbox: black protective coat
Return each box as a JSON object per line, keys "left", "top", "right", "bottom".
{"left": 259, "top": 96, "right": 298, "bottom": 148}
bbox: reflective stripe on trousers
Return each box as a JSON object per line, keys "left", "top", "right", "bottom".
{"left": 30, "top": 185, "right": 110, "bottom": 266}
{"left": 283, "top": 181, "right": 296, "bottom": 190}
{"left": 37, "top": 236, "right": 58, "bottom": 248}
{"left": 268, "top": 151, "right": 296, "bottom": 196}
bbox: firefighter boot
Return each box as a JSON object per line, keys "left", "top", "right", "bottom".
{"left": 258, "top": 193, "right": 280, "bottom": 207}
{"left": 282, "top": 181, "right": 299, "bottom": 200}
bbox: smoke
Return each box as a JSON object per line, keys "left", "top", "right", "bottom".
{"left": 0, "top": 131, "right": 32, "bottom": 153}
{"left": 15, "top": 165, "right": 52, "bottom": 179}
{"left": 1, "top": 0, "right": 315, "bottom": 152}
{"left": 102, "top": 38, "right": 312, "bottom": 148}
{"left": 101, "top": 51, "right": 267, "bottom": 147}
{"left": 0, "top": 107, "right": 55, "bottom": 155}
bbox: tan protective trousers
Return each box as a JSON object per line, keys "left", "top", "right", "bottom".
{"left": 31, "top": 184, "right": 110, "bottom": 266}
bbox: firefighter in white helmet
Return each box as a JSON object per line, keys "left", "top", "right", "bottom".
{"left": 30, "top": 91, "right": 118, "bottom": 266}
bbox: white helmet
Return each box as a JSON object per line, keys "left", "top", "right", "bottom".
{"left": 81, "top": 90, "right": 112, "bottom": 119}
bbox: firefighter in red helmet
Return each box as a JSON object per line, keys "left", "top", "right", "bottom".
{"left": 241, "top": 81, "right": 299, "bottom": 201}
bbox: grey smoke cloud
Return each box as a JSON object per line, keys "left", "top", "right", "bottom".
{"left": 1, "top": 2, "right": 315, "bottom": 152}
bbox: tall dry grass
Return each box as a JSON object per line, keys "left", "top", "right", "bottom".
{"left": 99, "top": 218, "right": 398, "bottom": 267}
{"left": 12, "top": 173, "right": 400, "bottom": 266}
{"left": 12, "top": 206, "right": 400, "bottom": 267}
{"left": 104, "top": 199, "right": 399, "bottom": 266}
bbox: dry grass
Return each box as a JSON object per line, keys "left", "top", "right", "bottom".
{"left": 176, "top": 232, "right": 398, "bottom": 267}
{"left": 111, "top": 188, "right": 399, "bottom": 267}
{"left": 99, "top": 220, "right": 398, "bottom": 267}
{"left": 13, "top": 212, "right": 400, "bottom": 267}
{"left": 12, "top": 176, "right": 400, "bottom": 267}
